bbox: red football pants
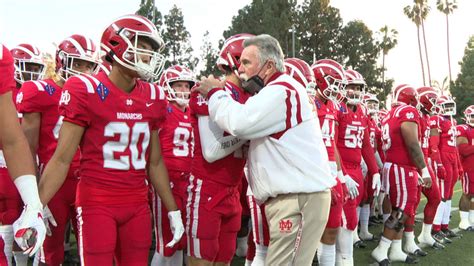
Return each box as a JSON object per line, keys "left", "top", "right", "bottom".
{"left": 440, "top": 151, "right": 459, "bottom": 200}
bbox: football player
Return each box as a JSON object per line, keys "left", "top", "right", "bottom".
{"left": 457, "top": 105, "right": 474, "bottom": 230}
{"left": 16, "top": 35, "right": 98, "bottom": 266}
{"left": 0, "top": 43, "right": 45, "bottom": 266}
{"left": 413, "top": 87, "right": 444, "bottom": 251}
{"left": 372, "top": 84, "right": 430, "bottom": 265}
{"left": 187, "top": 33, "right": 252, "bottom": 266}
{"left": 37, "top": 15, "right": 183, "bottom": 264}
{"left": 336, "top": 69, "right": 380, "bottom": 264}
{"left": 150, "top": 65, "right": 195, "bottom": 266}
{"left": 308, "top": 58, "right": 347, "bottom": 266}
{"left": 431, "top": 95, "right": 462, "bottom": 239}
{"left": 0, "top": 44, "right": 44, "bottom": 260}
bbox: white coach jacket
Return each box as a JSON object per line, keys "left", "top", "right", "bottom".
{"left": 208, "top": 72, "right": 336, "bottom": 204}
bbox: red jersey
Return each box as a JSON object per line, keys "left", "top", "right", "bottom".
{"left": 313, "top": 97, "right": 338, "bottom": 161}
{"left": 159, "top": 103, "right": 193, "bottom": 174}
{"left": 59, "top": 72, "right": 167, "bottom": 206}
{"left": 189, "top": 81, "right": 250, "bottom": 186}
{"left": 437, "top": 115, "right": 458, "bottom": 152}
{"left": 382, "top": 105, "right": 421, "bottom": 167}
{"left": 17, "top": 79, "right": 80, "bottom": 172}
{"left": 337, "top": 103, "right": 379, "bottom": 175}
{"left": 420, "top": 113, "right": 431, "bottom": 157}
{"left": 457, "top": 124, "right": 474, "bottom": 171}
{"left": 0, "top": 44, "right": 15, "bottom": 95}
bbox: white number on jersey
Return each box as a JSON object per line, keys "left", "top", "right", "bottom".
{"left": 321, "top": 119, "right": 335, "bottom": 147}
{"left": 422, "top": 127, "right": 430, "bottom": 149}
{"left": 447, "top": 127, "right": 457, "bottom": 147}
{"left": 103, "top": 122, "right": 150, "bottom": 170}
{"left": 381, "top": 124, "right": 391, "bottom": 151}
{"left": 369, "top": 131, "right": 376, "bottom": 149}
{"left": 173, "top": 127, "right": 191, "bottom": 157}
{"left": 344, "top": 125, "right": 364, "bottom": 148}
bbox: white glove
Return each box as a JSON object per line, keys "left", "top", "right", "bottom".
{"left": 13, "top": 175, "right": 46, "bottom": 256}
{"left": 372, "top": 173, "right": 381, "bottom": 197}
{"left": 13, "top": 205, "right": 46, "bottom": 256}
{"left": 338, "top": 171, "right": 359, "bottom": 200}
{"left": 420, "top": 167, "right": 432, "bottom": 188}
{"left": 166, "top": 210, "right": 185, "bottom": 248}
{"left": 43, "top": 206, "right": 57, "bottom": 236}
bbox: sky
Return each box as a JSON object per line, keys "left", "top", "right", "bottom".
{"left": 1, "top": 0, "right": 473, "bottom": 88}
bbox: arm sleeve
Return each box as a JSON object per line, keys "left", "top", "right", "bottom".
{"left": 375, "top": 151, "right": 384, "bottom": 169}
{"left": 362, "top": 126, "right": 379, "bottom": 176}
{"left": 198, "top": 115, "right": 246, "bottom": 163}
{"left": 0, "top": 45, "right": 15, "bottom": 95}
{"left": 208, "top": 86, "right": 288, "bottom": 139}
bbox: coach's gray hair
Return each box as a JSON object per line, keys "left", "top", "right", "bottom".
{"left": 243, "top": 34, "right": 285, "bottom": 73}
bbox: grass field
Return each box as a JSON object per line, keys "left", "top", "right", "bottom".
{"left": 28, "top": 182, "right": 474, "bottom": 265}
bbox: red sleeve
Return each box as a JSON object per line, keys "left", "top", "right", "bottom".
{"left": 189, "top": 91, "right": 209, "bottom": 116}
{"left": 0, "top": 45, "right": 15, "bottom": 95}
{"left": 59, "top": 77, "right": 91, "bottom": 127}
{"left": 397, "top": 105, "right": 420, "bottom": 124}
{"left": 459, "top": 143, "right": 474, "bottom": 158}
{"left": 152, "top": 85, "right": 168, "bottom": 130}
{"left": 16, "top": 81, "right": 48, "bottom": 113}
{"left": 362, "top": 126, "right": 379, "bottom": 176}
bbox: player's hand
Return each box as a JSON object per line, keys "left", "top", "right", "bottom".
{"left": 42, "top": 205, "right": 57, "bottom": 236}
{"left": 437, "top": 164, "right": 446, "bottom": 180}
{"left": 343, "top": 175, "right": 360, "bottom": 200}
{"left": 13, "top": 205, "right": 46, "bottom": 256}
{"left": 420, "top": 167, "right": 432, "bottom": 188}
{"left": 372, "top": 173, "right": 381, "bottom": 197}
{"left": 166, "top": 210, "right": 184, "bottom": 248}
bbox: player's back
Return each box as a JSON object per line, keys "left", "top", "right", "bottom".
{"left": 382, "top": 104, "right": 420, "bottom": 167}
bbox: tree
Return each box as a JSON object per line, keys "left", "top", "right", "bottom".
{"left": 198, "top": 31, "right": 220, "bottom": 77}
{"left": 450, "top": 36, "right": 474, "bottom": 122}
{"left": 437, "top": 0, "right": 458, "bottom": 86}
{"left": 295, "top": 0, "right": 343, "bottom": 63}
{"left": 416, "top": 0, "right": 432, "bottom": 86}
{"left": 136, "top": 0, "right": 162, "bottom": 29}
{"left": 223, "top": 0, "right": 296, "bottom": 57}
{"left": 377, "top": 26, "right": 398, "bottom": 90}
{"left": 404, "top": 3, "right": 426, "bottom": 86}
{"left": 162, "top": 5, "right": 197, "bottom": 69}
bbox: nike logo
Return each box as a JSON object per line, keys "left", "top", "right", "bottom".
{"left": 146, "top": 103, "right": 154, "bottom": 107}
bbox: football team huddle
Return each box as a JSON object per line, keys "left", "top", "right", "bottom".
{"left": 0, "top": 13, "right": 473, "bottom": 266}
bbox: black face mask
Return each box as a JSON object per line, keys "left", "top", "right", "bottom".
{"left": 241, "top": 75, "right": 265, "bottom": 95}
{"left": 241, "top": 61, "right": 268, "bottom": 95}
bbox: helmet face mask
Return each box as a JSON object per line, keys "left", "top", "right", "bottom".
{"left": 312, "top": 59, "right": 346, "bottom": 102}
{"left": 345, "top": 84, "right": 364, "bottom": 105}
{"left": 322, "top": 74, "right": 346, "bottom": 101}
{"left": 440, "top": 101, "right": 456, "bottom": 116}
{"left": 159, "top": 65, "right": 196, "bottom": 106}
{"left": 118, "top": 28, "right": 165, "bottom": 80}
{"left": 11, "top": 44, "right": 46, "bottom": 84}
{"left": 59, "top": 53, "right": 99, "bottom": 80}
{"left": 366, "top": 100, "right": 379, "bottom": 115}
{"left": 465, "top": 106, "right": 474, "bottom": 127}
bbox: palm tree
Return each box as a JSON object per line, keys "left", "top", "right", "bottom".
{"left": 432, "top": 76, "right": 450, "bottom": 95}
{"left": 404, "top": 4, "right": 426, "bottom": 86}
{"left": 379, "top": 26, "right": 398, "bottom": 92}
{"left": 416, "top": 0, "right": 432, "bottom": 86}
{"left": 437, "top": 0, "right": 458, "bottom": 87}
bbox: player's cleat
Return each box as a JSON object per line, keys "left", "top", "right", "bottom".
{"left": 432, "top": 231, "right": 451, "bottom": 244}
{"left": 377, "top": 258, "right": 391, "bottom": 266}
{"left": 441, "top": 228, "right": 462, "bottom": 238}
{"left": 354, "top": 240, "right": 367, "bottom": 248}
{"left": 431, "top": 241, "right": 445, "bottom": 250}
{"left": 404, "top": 255, "right": 420, "bottom": 264}
{"left": 411, "top": 249, "right": 427, "bottom": 257}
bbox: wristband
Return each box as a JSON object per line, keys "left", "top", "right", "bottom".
{"left": 14, "top": 174, "right": 42, "bottom": 209}
{"left": 337, "top": 170, "right": 346, "bottom": 183}
{"left": 421, "top": 167, "right": 430, "bottom": 178}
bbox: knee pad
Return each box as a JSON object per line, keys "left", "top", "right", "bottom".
{"left": 384, "top": 208, "right": 407, "bottom": 232}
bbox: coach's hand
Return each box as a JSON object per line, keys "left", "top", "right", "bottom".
{"left": 166, "top": 210, "right": 185, "bottom": 248}
{"left": 194, "top": 75, "right": 225, "bottom": 98}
